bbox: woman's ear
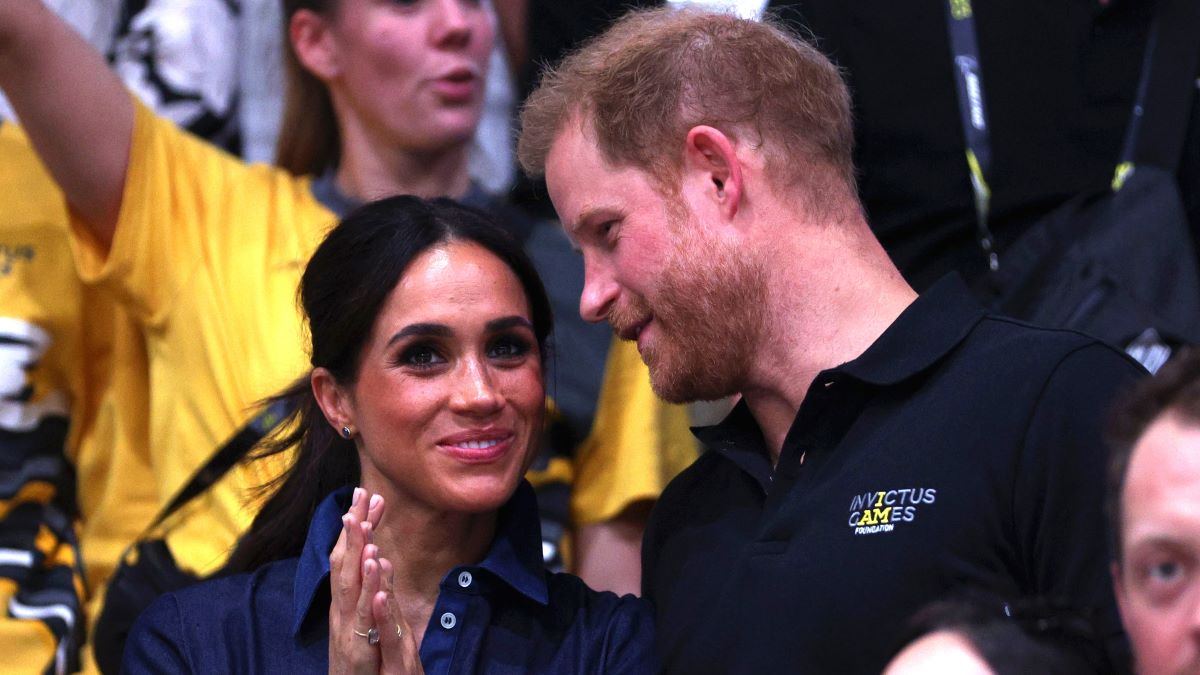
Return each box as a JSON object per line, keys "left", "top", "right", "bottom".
{"left": 290, "top": 8, "right": 340, "bottom": 81}
{"left": 312, "top": 367, "right": 354, "bottom": 436}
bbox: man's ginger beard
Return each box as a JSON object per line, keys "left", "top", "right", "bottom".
{"left": 609, "top": 215, "right": 766, "bottom": 404}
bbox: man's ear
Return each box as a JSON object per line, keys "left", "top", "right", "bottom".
{"left": 290, "top": 9, "right": 340, "bottom": 81}
{"left": 683, "top": 125, "right": 743, "bottom": 221}
{"left": 312, "top": 367, "right": 354, "bottom": 436}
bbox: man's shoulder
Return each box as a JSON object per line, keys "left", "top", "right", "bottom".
{"left": 962, "top": 313, "right": 1144, "bottom": 379}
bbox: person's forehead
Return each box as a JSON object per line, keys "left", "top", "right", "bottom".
{"left": 1124, "top": 415, "right": 1200, "bottom": 520}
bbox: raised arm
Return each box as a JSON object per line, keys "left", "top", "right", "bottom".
{"left": 0, "top": 0, "right": 133, "bottom": 247}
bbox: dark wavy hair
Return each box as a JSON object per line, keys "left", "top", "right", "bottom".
{"left": 225, "top": 195, "right": 553, "bottom": 573}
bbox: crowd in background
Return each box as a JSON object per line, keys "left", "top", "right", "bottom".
{"left": 1, "top": 0, "right": 1198, "bottom": 673}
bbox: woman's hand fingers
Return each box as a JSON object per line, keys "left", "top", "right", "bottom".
{"left": 328, "top": 488, "right": 380, "bottom": 674}
{"left": 356, "top": 547, "right": 382, "bottom": 639}
{"left": 366, "top": 493, "right": 385, "bottom": 530}
{"left": 375, "top": 557, "right": 424, "bottom": 675}
{"left": 334, "top": 488, "right": 368, "bottom": 607}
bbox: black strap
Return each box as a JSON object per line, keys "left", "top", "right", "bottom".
{"left": 1121, "top": 0, "right": 1200, "bottom": 173}
{"left": 142, "top": 398, "right": 291, "bottom": 536}
{"left": 943, "top": 0, "right": 999, "bottom": 272}
{"left": 943, "top": 0, "right": 1200, "bottom": 264}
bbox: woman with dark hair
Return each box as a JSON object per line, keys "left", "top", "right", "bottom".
{"left": 0, "top": 0, "right": 694, "bottom": 614}
{"left": 121, "top": 196, "right": 656, "bottom": 672}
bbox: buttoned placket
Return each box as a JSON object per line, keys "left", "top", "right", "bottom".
{"left": 764, "top": 372, "right": 871, "bottom": 517}
{"left": 418, "top": 566, "right": 485, "bottom": 675}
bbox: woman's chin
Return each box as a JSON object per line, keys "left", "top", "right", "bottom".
{"left": 437, "top": 474, "right": 522, "bottom": 514}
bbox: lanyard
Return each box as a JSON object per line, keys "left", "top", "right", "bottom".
{"left": 944, "top": 0, "right": 1000, "bottom": 272}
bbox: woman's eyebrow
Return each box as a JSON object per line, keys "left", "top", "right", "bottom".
{"left": 387, "top": 323, "right": 453, "bottom": 347}
{"left": 486, "top": 316, "right": 535, "bottom": 332}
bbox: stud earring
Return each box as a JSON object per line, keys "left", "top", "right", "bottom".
{"left": 341, "top": 425, "right": 353, "bottom": 439}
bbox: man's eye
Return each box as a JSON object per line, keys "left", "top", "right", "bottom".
{"left": 1149, "top": 560, "right": 1183, "bottom": 583}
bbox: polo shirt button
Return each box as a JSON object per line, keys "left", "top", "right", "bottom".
{"left": 440, "top": 612, "right": 457, "bottom": 630}
{"left": 458, "top": 571, "right": 473, "bottom": 588}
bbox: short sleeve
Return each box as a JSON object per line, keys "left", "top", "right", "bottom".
{"left": 65, "top": 95, "right": 306, "bottom": 329}
{"left": 1014, "top": 342, "right": 1145, "bottom": 662}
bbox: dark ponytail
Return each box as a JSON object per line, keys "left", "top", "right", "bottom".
{"left": 225, "top": 196, "right": 553, "bottom": 573}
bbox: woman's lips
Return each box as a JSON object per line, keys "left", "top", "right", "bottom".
{"left": 431, "top": 68, "right": 479, "bottom": 102}
{"left": 437, "top": 432, "right": 514, "bottom": 464}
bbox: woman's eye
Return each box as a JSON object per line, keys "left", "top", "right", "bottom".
{"left": 399, "top": 345, "right": 445, "bottom": 369}
{"left": 488, "top": 336, "right": 531, "bottom": 360}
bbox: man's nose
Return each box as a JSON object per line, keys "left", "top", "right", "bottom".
{"left": 579, "top": 255, "right": 617, "bottom": 323}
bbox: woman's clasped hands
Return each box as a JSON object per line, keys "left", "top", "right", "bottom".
{"left": 329, "top": 488, "right": 422, "bottom": 675}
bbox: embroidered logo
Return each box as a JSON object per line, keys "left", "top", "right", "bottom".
{"left": 848, "top": 488, "right": 937, "bottom": 536}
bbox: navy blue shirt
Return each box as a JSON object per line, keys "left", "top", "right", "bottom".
{"left": 124, "top": 482, "right": 656, "bottom": 673}
{"left": 643, "top": 276, "right": 1145, "bottom": 674}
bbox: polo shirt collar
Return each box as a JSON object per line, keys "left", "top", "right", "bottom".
{"left": 692, "top": 274, "right": 985, "bottom": 463}
{"left": 291, "top": 480, "right": 549, "bottom": 637}
{"left": 838, "top": 273, "right": 986, "bottom": 387}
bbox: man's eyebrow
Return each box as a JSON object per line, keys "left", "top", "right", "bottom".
{"left": 571, "top": 206, "right": 620, "bottom": 235}
{"left": 486, "top": 316, "right": 535, "bottom": 333}
{"left": 387, "top": 323, "right": 453, "bottom": 347}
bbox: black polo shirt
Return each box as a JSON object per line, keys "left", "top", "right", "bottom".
{"left": 642, "top": 276, "right": 1145, "bottom": 674}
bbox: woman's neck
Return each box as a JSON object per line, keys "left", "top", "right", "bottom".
{"left": 367, "top": 491, "right": 497, "bottom": 645}
{"left": 334, "top": 130, "right": 473, "bottom": 203}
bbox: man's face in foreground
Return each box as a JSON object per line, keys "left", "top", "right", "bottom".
{"left": 1116, "top": 413, "right": 1200, "bottom": 675}
{"left": 544, "top": 120, "right": 763, "bottom": 403}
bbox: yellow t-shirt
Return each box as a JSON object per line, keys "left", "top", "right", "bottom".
{"left": 0, "top": 123, "right": 155, "bottom": 674}
{"left": 70, "top": 98, "right": 698, "bottom": 578}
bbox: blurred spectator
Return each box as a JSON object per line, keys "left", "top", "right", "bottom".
{"left": 1108, "top": 349, "right": 1200, "bottom": 675}
{"left": 0, "top": 123, "right": 155, "bottom": 675}
{"left": 884, "top": 595, "right": 1116, "bottom": 675}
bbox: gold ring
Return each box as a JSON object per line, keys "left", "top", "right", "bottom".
{"left": 353, "top": 627, "right": 380, "bottom": 645}
{"left": 396, "top": 624, "right": 404, "bottom": 639}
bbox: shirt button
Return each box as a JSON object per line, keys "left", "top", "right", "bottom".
{"left": 458, "top": 571, "right": 473, "bottom": 588}
{"left": 440, "top": 612, "right": 457, "bottom": 630}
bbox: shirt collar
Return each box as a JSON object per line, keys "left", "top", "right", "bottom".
{"left": 838, "top": 273, "right": 986, "bottom": 387}
{"left": 291, "top": 480, "right": 549, "bottom": 637}
{"left": 308, "top": 169, "right": 494, "bottom": 219}
{"left": 692, "top": 273, "right": 986, "bottom": 460}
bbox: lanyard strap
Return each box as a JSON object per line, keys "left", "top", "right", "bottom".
{"left": 944, "top": 0, "right": 999, "bottom": 272}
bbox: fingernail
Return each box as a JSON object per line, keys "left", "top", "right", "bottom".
{"left": 342, "top": 515, "right": 350, "bottom": 530}
{"left": 369, "top": 494, "right": 382, "bottom": 510}
{"left": 353, "top": 488, "right": 363, "bottom": 506}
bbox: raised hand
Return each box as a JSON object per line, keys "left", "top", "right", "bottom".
{"left": 328, "top": 488, "right": 386, "bottom": 674}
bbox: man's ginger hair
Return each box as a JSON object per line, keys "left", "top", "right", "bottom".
{"left": 518, "top": 7, "right": 856, "bottom": 208}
